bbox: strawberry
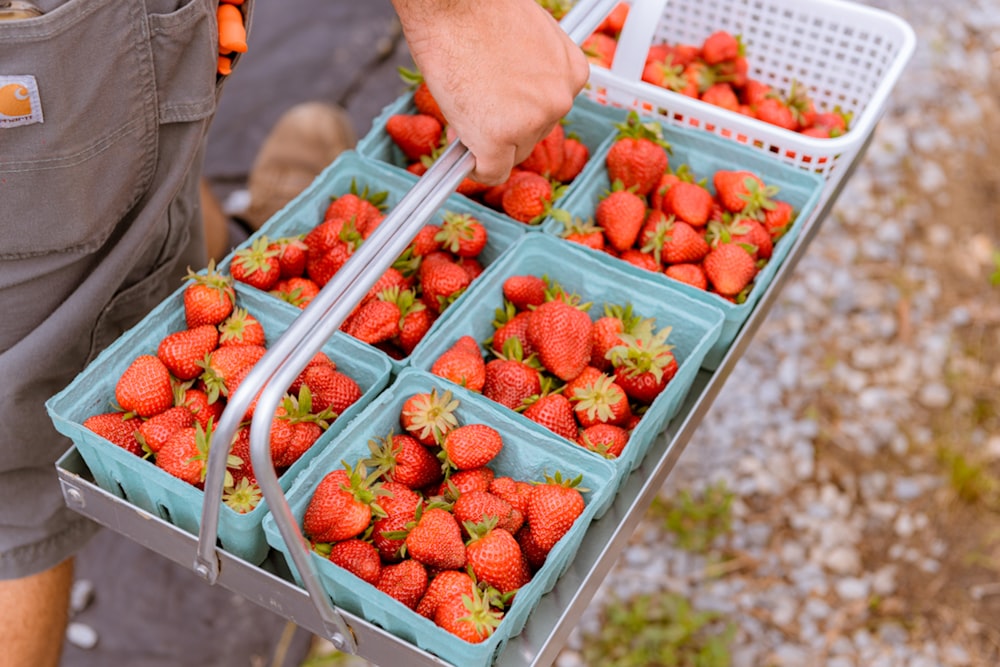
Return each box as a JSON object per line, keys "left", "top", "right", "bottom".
{"left": 569, "top": 373, "right": 632, "bottom": 428}
{"left": 464, "top": 519, "right": 530, "bottom": 594}
{"left": 764, "top": 200, "right": 795, "bottom": 239}
{"left": 201, "top": 343, "right": 267, "bottom": 403}
{"left": 116, "top": 354, "right": 174, "bottom": 418}
{"left": 303, "top": 462, "right": 388, "bottom": 544}
{"left": 442, "top": 423, "right": 503, "bottom": 471}
{"left": 500, "top": 171, "right": 559, "bottom": 224}
{"left": 712, "top": 170, "right": 777, "bottom": 219}
{"left": 700, "top": 82, "right": 740, "bottom": 112}
{"left": 327, "top": 538, "right": 382, "bottom": 586}
{"left": 228, "top": 425, "right": 257, "bottom": 486}
{"left": 664, "top": 181, "right": 714, "bottom": 227}
{"left": 605, "top": 111, "right": 670, "bottom": 196}
{"left": 483, "top": 356, "right": 541, "bottom": 412}
{"left": 552, "top": 136, "right": 589, "bottom": 183}
{"left": 560, "top": 216, "right": 606, "bottom": 252}
{"left": 525, "top": 471, "right": 586, "bottom": 553}
{"left": 754, "top": 96, "right": 798, "bottom": 131}
{"left": 183, "top": 261, "right": 235, "bottom": 328}
{"left": 399, "top": 389, "right": 460, "bottom": 446}
{"left": 371, "top": 481, "right": 424, "bottom": 563}
{"left": 596, "top": 183, "right": 647, "bottom": 253}
{"left": 269, "top": 236, "right": 309, "bottom": 279}
{"left": 435, "top": 212, "right": 488, "bottom": 258}
{"left": 400, "top": 67, "right": 448, "bottom": 126}
{"left": 83, "top": 412, "right": 143, "bottom": 456}
{"left": 618, "top": 248, "right": 660, "bottom": 273}
{"left": 564, "top": 366, "right": 607, "bottom": 400}
{"left": 701, "top": 30, "right": 740, "bottom": 65}
{"left": 386, "top": 113, "right": 442, "bottom": 162}
{"left": 642, "top": 57, "right": 693, "bottom": 95}
{"left": 341, "top": 296, "right": 401, "bottom": 345}
{"left": 609, "top": 327, "right": 679, "bottom": 404}
{"left": 515, "top": 524, "right": 549, "bottom": 571}
{"left": 589, "top": 303, "right": 646, "bottom": 371}
{"left": 419, "top": 257, "right": 471, "bottom": 315}
{"left": 405, "top": 506, "right": 467, "bottom": 571}
{"left": 502, "top": 274, "right": 547, "bottom": 312}
{"left": 517, "top": 122, "right": 565, "bottom": 178}
{"left": 520, "top": 391, "right": 578, "bottom": 441}
{"left": 136, "top": 405, "right": 195, "bottom": 454}
{"left": 436, "top": 467, "right": 496, "bottom": 499}
{"left": 416, "top": 569, "right": 477, "bottom": 619}
{"left": 230, "top": 236, "right": 282, "bottom": 291}
{"left": 665, "top": 263, "right": 708, "bottom": 290}
{"left": 597, "top": 1, "right": 629, "bottom": 36}
{"left": 156, "top": 420, "right": 215, "bottom": 486}
{"left": 582, "top": 31, "right": 617, "bottom": 68}
{"left": 578, "top": 423, "right": 629, "bottom": 459}
{"left": 730, "top": 217, "right": 773, "bottom": 260}
{"left": 488, "top": 477, "right": 534, "bottom": 516}
{"left": 217, "top": 307, "right": 266, "bottom": 347}
{"left": 703, "top": 241, "right": 758, "bottom": 297}
{"left": 408, "top": 224, "right": 443, "bottom": 257}
{"left": 298, "top": 363, "right": 362, "bottom": 417}
{"left": 661, "top": 219, "right": 710, "bottom": 265}
{"left": 223, "top": 478, "right": 263, "bottom": 514}
{"left": 395, "top": 298, "right": 434, "bottom": 356}
{"left": 453, "top": 490, "right": 524, "bottom": 536}
{"left": 157, "top": 324, "right": 219, "bottom": 381}
{"left": 430, "top": 337, "right": 486, "bottom": 393}
{"left": 376, "top": 558, "right": 428, "bottom": 610}
{"left": 365, "top": 432, "right": 443, "bottom": 490}
{"left": 433, "top": 585, "right": 502, "bottom": 643}
{"left": 324, "top": 183, "right": 388, "bottom": 229}
{"left": 272, "top": 276, "right": 321, "bottom": 309}
{"left": 526, "top": 299, "right": 593, "bottom": 382}
{"left": 786, "top": 80, "right": 818, "bottom": 130}
{"left": 304, "top": 217, "right": 363, "bottom": 286}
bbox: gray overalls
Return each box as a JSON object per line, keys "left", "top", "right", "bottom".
{"left": 0, "top": 0, "right": 249, "bottom": 578}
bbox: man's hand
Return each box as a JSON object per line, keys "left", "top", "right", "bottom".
{"left": 392, "top": 0, "right": 591, "bottom": 185}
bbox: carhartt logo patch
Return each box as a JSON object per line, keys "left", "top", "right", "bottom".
{"left": 0, "top": 75, "right": 43, "bottom": 128}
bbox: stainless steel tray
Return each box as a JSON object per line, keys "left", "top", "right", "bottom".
{"left": 54, "top": 4, "right": 874, "bottom": 659}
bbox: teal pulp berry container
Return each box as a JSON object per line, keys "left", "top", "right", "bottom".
{"left": 262, "top": 366, "right": 617, "bottom": 667}
{"left": 541, "top": 107, "right": 825, "bottom": 369}
{"left": 355, "top": 91, "right": 622, "bottom": 228}
{"left": 46, "top": 283, "right": 393, "bottom": 565}
{"left": 408, "top": 233, "right": 725, "bottom": 495}
{"left": 217, "top": 150, "right": 527, "bottom": 373}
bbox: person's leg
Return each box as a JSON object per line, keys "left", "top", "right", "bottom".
{"left": 0, "top": 557, "right": 74, "bottom": 667}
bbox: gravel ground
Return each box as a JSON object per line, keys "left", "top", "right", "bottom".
{"left": 555, "top": 1, "right": 1000, "bottom": 666}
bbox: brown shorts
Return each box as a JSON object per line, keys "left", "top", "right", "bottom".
{"left": 0, "top": 0, "right": 249, "bottom": 579}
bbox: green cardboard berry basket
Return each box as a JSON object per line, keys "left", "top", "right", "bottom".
{"left": 217, "top": 150, "right": 527, "bottom": 373}
{"left": 541, "top": 107, "right": 825, "bottom": 369}
{"left": 355, "top": 92, "right": 622, "bottom": 228}
{"left": 408, "top": 233, "right": 725, "bottom": 493}
{"left": 262, "top": 366, "right": 617, "bottom": 667}
{"left": 46, "top": 283, "right": 393, "bottom": 565}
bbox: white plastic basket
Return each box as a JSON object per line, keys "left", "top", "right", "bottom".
{"left": 584, "top": 0, "right": 915, "bottom": 196}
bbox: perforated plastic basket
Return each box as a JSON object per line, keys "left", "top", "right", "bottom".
{"left": 409, "top": 234, "right": 725, "bottom": 491}
{"left": 46, "top": 284, "right": 393, "bottom": 565}
{"left": 262, "top": 366, "right": 617, "bottom": 667}
{"left": 542, "top": 106, "right": 825, "bottom": 369}
{"left": 585, "top": 0, "right": 915, "bottom": 197}
{"left": 356, "top": 92, "right": 622, "bottom": 226}
{"left": 218, "top": 150, "right": 526, "bottom": 372}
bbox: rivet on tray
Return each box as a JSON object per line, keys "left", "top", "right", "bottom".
{"left": 65, "top": 487, "right": 85, "bottom": 508}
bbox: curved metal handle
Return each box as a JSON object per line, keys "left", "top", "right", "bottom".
{"left": 195, "top": 0, "right": 618, "bottom": 653}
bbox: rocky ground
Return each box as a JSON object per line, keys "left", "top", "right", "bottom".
{"left": 554, "top": 1, "right": 1000, "bottom": 665}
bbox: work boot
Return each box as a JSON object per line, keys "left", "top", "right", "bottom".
{"left": 241, "top": 101, "right": 357, "bottom": 231}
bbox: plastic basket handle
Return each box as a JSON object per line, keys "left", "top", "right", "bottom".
{"left": 609, "top": 0, "right": 669, "bottom": 82}
{"left": 193, "top": 0, "right": 621, "bottom": 654}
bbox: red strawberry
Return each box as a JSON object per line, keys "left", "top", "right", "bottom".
{"left": 596, "top": 184, "right": 647, "bottom": 253}
{"left": 515, "top": 524, "right": 549, "bottom": 571}
{"left": 202, "top": 343, "right": 267, "bottom": 403}
{"left": 764, "top": 200, "right": 795, "bottom": 238}
{"left": 525, "top": 472, "right": 586, "bottom": 553}
{"left": 157, "top": 324, "right": 219, "bottom": 381}
{"left": 491, "top": 309, "right": 535, "bottom": 358}
{"left": 419, "top": 257, "right": 471, "bottom": 315}
{"left": 609, "top": 327, "right": 679, "bottom": 404}
{"left": 526, "top": 299, "right": 593, "bottom": 382}
{"left": 399, "top": 67, "right": 448, "bottom": 126}
{"left": 156, "top": 421, "right": 214, "bottom": 486}
{"left": 83, "top": 412, "right": 143, "bottom": 456}
{"left": 304, "top": 217, "right": 362, "bottom": 286}
{"left": 408, "top": 224, "right": 443, "bottom": 257}
{"left": 272, "top": 276, "right": 321, "bottom": 309}
{"left": 433, "top": 585, "right": 502, "bottom": 643}
{"left": 430, "top": 338, "right": 486, "bottom": 393}
{"left": 327, "top": 538, "right": 382, "bottom": 586}
{"left": 376, "top": 558, "right": 428, "bottom": 610}
{"left": 701, "top": 30, "right": 740, "bottom": 65}
{"left": 589, "top": 303, "right": 645, "bottom": 371}
{"left": 665, "top": 263, "right": 708, "bottom": 290}
{"left": 483, "top": 357, "right": 541, "bottom": 412}
{"left": 564, "top": 366, "right": 607, "bottom": 400}
{"left": 597, "top": 1, "right": 629, "bottom": 36}
{"left": 754, "top": 96, "right": 798, "bottom": 130}
{"left": 386, "top": 113, "right": 442, "bottom": 162}
{"left": 303, "top": 463, "right": 387, "bottom": 544}
{"left": 561, "top": 216, "right": 606, "bottom": 251}
{"left": 405, "top": 506, "right": 467, "bottom": 571}
{"left": 366, "top": 433, "right": 443, "bottom": 490}
{"left": 436, "top": 467, "right": 496, "bottom": 499}
{"left": 663, "top": 181, "right": 714, "bottom": 227}
{"left": 618, "top": 248, "right": 660, "bottom": 273}
{"left": 488, "top": 476, "right": 534, "bottom": 516}
{"left": 713, "top": 170, "right": 764, "bottom": 214}
{"left": 230, "top": 236, "right": 282, "bottom": 291}
{"left": 442, "top": 423, "right": 503, "bottom": 471}
{"left": 605, "top": 111, "right": 670, "bottom": 196}
{"left": 416, "top": 569, "right": 476, "bottom": 619}
{"left": 137, "top": 405, "right": 195, "bottom": 454}
{"left": 703, "top": 241, "right": 758, "bottom": 297}
{"left": 116, "top": 355, "right": 174, "bottom": 418}
{"left": 435, "top": 212, "right": 488, "bottom": 258}
{"left": 578, "top": 423, "right": 629, "bottom": 459}
{"left": 396, "top": 299, "right": 435, "bottom": 356}
{"left": 183, "top": 262, "right": 236, "bottom": 328}
{"left": 520, "top": 391, "right": 578, "bottom": 441}
{"left": 371, "top": 481, "right": 424, "bottom": 563}
{"left": 583, "top": 31, "right": 617, "bottom": 68}
{"left": 700, "top": 82, "right": 740, "bottom": 112}
{"left": 299, "top": 364, "right": 362, "bottom": 417}
{"left": 464, "top": 520, "right": 530, "bottom": 594}
{"left": 399, "top": 389, "right": 460, "bottom": 446}
{"left": 179, "top": 385, "right": 224, "bottom": 429}
{"left": 502, "top": 274, "right": 547, "bottom": 311}
{"left": 217, "top": 308, "right": 266, "bottom": 347}
{"left": 662, "top": 219, "right": 710, "bottom": 265}
{"left": 453, "top": 490, "right": 524, "bottom": 536}
{"left": 341, "top": 296, "right": 401, "bottom": 345}
{"left": 552, "top": 136, "right": 589, "bottom": 183}
{"left": 501, "top": 171, "right": 558, "bottom": 224}
{"left": 270, "top": 236, "right": 309, "bottom": 279}
{"left": 324, "top": 186, "right": 388, "bottom": 235}
{"left": 569, "top": 373, "right": 632, "bottom": 428}
{"left": 517, "top": 122, "right": 565, "bottom": 178}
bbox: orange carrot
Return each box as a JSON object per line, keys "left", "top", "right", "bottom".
{"left": 217, "top": 4, "right": 247, "bottom": 54}
{"left": 217, "top": 55, "right": 233, "bottom": 76}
